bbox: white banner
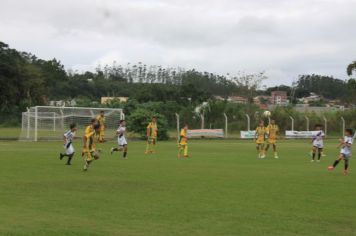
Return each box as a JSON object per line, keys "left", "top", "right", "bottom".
{"left": 240, "top": 130, "right": 256, "bottom": 139}
{"left": 187, "top": 129, "right": 224, "bottom": 138}
{"left": 285, "top": 130, "right": 320, "bottom": 139}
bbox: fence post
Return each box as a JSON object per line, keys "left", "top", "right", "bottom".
{"left": 341, "top": 116, "right": 345, "bottom": 137}
{"left": 245, "top": 114, "right": 250, "bottom": 131}
{"left": 323, "top": 116, "right": 327, "bottom": 137}
{"left": 305, "top": 116, "right": 309, "bottom": 131}
{"left": 34, "top": 106, "right": 38, "bottom": 142}
{"left": 223, "top": 113, "right": 228, "bottom": 138}
{"left": 26, "top": 108, "right": 30, "bottom": 139}
{"left": 289, "top": 116, "right": 294, "bottom": 131}
{"left": 175, "top": 113, "right": 180, "bottom": 141}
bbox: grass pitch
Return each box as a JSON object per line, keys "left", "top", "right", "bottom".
{"left": 0, "top": 139, "right": 355, "bottom": 236}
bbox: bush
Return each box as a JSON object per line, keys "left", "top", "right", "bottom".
{"left": 127, "top": 108, "right": 169, "bottom": 140}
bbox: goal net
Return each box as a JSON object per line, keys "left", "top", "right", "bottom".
{"left": 20, "top": 106, "right": 124, "bottom": 141}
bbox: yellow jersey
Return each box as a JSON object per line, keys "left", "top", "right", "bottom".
{"left": 255, "top": 126, "right": 267, "bottom": 144}
{"left": 84, "top": 125, "right": 94, "bottom": 136}
{"left": 84, "top": 130, "right": 97, "bottom": 151}
{"left": 147, "top": 122, "right": 158, "bottom": 138}
{"left": 266, "top": 124, "right": 279, "bottom": 140}
{"left": 179, "top": 129, "right": 188, "bottom": 145}
{"left": 96, "top": 115, "right": 106, "bottom": 128}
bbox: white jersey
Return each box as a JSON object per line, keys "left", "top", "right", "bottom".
{"left": 341, "top": 136, "right": 353, "bottom": 157}
{"left": 312, "top": 130, "right": 325, "bottom": 148}
{"left": 63, "top": 130, "right": 75, "bottom": 155}
{"left": 117, "top": 126, "right": 127, "bottom": 146}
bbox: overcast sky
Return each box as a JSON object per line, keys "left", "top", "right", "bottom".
{"left": 1, "top": 0, "right": 355, "bottom": 85}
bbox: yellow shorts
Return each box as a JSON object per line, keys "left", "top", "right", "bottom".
{"left": 268, "top": 139, "right": 277, "bottom": 144}
{"left": 256, "top": 139, "right": 265, "bottom": 145}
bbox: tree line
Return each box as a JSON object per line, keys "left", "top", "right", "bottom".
{"left": 1, "top": 41, "right": 355, "bottom": 126}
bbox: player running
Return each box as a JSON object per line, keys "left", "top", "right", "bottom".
{"left": 96, "top": 110, "right": 106, "bottom": 142}
{"left": 311, "top": 124, "right": 325, "bottom": 162}
{"left": 265, "top": 119, "right": 279, "bottom": 158}
{"left": 82, "top": 124, "right": 101, "bottom": 171}
{"left": 178, "top": 124, "right": 189, "bottom": 158}
{"left": 145, "top": 116, "right": 158, "bottom": 154}
{"left": 59, "top": 123, "right": 77, "bottom": 165}
{"left": 328, "top": 129, "right": 354, "bottom": 175}
{"left": 255, "top": 120, "right": 267, "bottom": 158}
{"left": 111, "top": 120, "right": 128, "bottom": 159}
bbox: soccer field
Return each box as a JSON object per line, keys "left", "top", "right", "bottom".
{"left": 0, "top": 139, "right": 355, "bottom": 236}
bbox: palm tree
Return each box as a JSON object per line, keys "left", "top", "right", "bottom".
{"left": 347, "top": 61, "right": 356, "bottom": 76}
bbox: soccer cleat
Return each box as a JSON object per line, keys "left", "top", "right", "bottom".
{"left": 274, "top": 155, "right": 279, "bottom": 159}
{"left": 83, "top": 162, "right": 89, "bottom": 171}
{"left": 66, "top": 163, "right": 71, "bottom": 165}
{"left": 59, "top": 153, "right": 64, "bottom": 160}
{"left": 311, "top": 160, "right": 315, "bottom": 162}
{"left": 260, "top": 155, "right": 266, "bottom": 159}
{"left": 328, "top": 166, "right": 334, "bottom": 171}
{"left": 343, "top": 170, "right": 348, "bottom": 176}
{"left": 110, "top": 147, "right": 114, "bottom": 155}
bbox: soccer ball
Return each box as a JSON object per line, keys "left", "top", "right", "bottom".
{"left": 263, "top": 110, "right": 271, "bottom": 117}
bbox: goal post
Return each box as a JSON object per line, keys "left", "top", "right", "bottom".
{"left": 20, "top": 106, "right": 124, "bottom": 141}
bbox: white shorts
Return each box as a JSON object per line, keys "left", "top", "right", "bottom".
{"left": 65, "top": 143, "right": 75, "bottom": 155}
{"left": 118, "top": 136, "right": 127, "bottom": 146}
{"left": 313, "top": 141, "right": 324, "bottom": 149}
{"left": 341, "top": 150, "right": 352, "bottom": 159}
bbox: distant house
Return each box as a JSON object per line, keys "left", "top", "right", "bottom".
{"left": 214, "top": 95, "right": 225, "bottom": 101}
{"left": 101, "top": 97, "right": 129, "bottom": 104}
{"left": 271, "top": 91, "right": 288, "bottom": 105}
{"left": 228, "top": 96, "right": 248, "bottom": 104}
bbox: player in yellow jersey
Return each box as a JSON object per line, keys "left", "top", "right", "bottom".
{"left": 82, "top": 124, "right": 101, "bottom": 171}
{"left": 145, "top": 116, "right": 158, "bottom": 154}
{"left": 96, "top": 111, "right": 106, "bottom": 142}
{"left": 265, "top": 119, "right": 279, "bottom": 158}
{"left": 255, "top": 120, "right": 267, "bottom": 158}
{"left": 178, "top": 124, "right": 189, "bottom": 158}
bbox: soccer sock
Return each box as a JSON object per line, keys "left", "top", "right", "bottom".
{"left": 67, "top": 155, "right": 73, "bottom": 165}
{"left": 344, "top": 160, "right": 349, "bottom": 170}
{"left": 333, "top": 160, "right": 340, "bottom": 167}
{"left": 113, "top": 148, "right": 119, "bottom": 152}
{"left": 318, "top": 152, "right": 321, "bottom": 160}
{"left": 184, "top": 145, "right": 188, "bottom": 156}
{"left": 123, "top": 151, "right": 127, "bottom": 158}
{"left": 312, "top": 153, "right": 315, "bottom": 160}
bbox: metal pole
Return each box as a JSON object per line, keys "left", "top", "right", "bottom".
{"left": 305, "top": 116, "right": 309, "bottom": 131}
{"left": 341, "top": 117, "right": 345, "bottom": 137}
{"left": 268, "top": 117, "right": 271, "bottom": 125}
{"left": 175, "top": 113, "right": 180, "bottom": 141}
{"left": 200, "top": 114, "right": 204, "bottom": 129}
{"left": 289, "top": 116, "right": 294, "bottom": 131}
{"left": 34, "top": 106, "right": 38, "bottom": 142}
{"left": 26, "top": 108, "right": 30, "bottom": 139}
{"left": 223, "top": 113, "right": 228, "bottom": 138}
{"left": 323, "top": 116, "right": 327, "bottom": 137}
{"left": 245, "top": 114, "right": 250, "bottom": 131}
{"left": 53, "top": 112, "right": 56, "bottom": 131}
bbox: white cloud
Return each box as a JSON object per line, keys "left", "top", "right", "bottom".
{"left": 1, "top": 0, "right": 355, "bottom": 85}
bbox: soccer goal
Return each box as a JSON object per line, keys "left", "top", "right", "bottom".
{"left": 20, "top": 106, "right": 124, "bottom": 141}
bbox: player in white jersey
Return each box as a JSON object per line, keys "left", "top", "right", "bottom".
{"left": 59, "top": 123, "right": 77, "bottom": 165}
{"left": 328, "top": 129, "right": 354, "bottom": 175}
{"left": 110, "top": 120, "right": 128, "bottom": 158}
{"left": 311, "top": 124, "right": 325, "bottom": 162}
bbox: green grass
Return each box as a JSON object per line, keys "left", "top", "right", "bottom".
{"left": 0, "top": 139, "right": 355, "bottom": 236}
